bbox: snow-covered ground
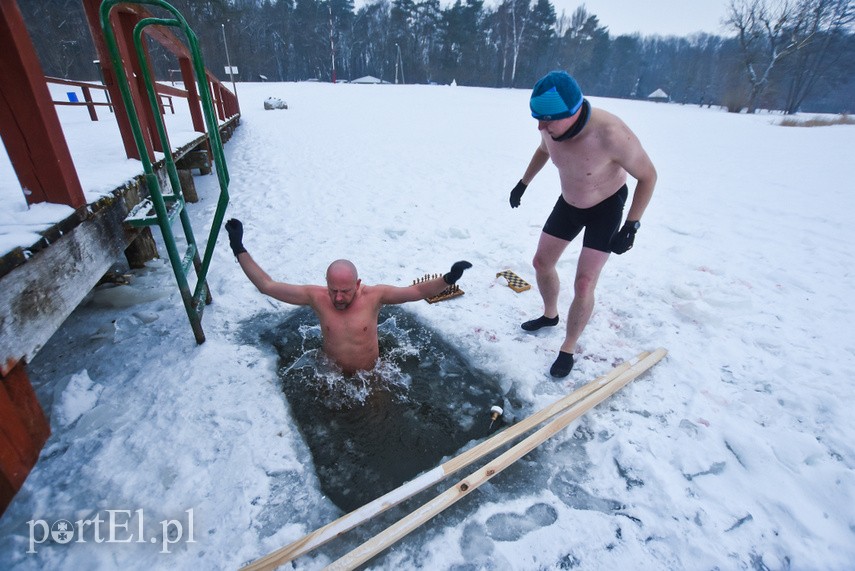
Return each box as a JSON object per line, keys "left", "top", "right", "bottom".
{"left": 1, "top": 81, "right": 854, "bottom": 570}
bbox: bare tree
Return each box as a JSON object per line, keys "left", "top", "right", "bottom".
{"left": 725, "top": 0, "right": 810, "bottom": 112}
{"left": 556, "top": 6, "right": 607, "bottom": 81}
{"left": 781, "top": 0, "right": 855, "bottom": 113}
{"left": 504, "top": 0, "right": 530, "bottom": 87}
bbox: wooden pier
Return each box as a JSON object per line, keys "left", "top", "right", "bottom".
{"left": 0, "top": 0, "right": 239, "bottom": 515}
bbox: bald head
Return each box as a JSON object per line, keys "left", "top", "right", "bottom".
{"left": 327, "top": 259, "right": 358, "bottom": 282}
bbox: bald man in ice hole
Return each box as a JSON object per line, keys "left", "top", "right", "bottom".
{"left": 510, "top": 71, "right": 657, "bottom": 378}
{"left": 225, "top": 218, "right": 471, "bottom": 375}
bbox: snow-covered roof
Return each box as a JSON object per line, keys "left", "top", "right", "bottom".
{"left": 648, "top": 88, "right": 669, "bottom": 99}
{"left": 351, "top": 75, "right": 383, "bottom": 84}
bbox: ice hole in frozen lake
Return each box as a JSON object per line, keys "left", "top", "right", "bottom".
{"left": 252, "top": 306, "right": 505, "bottom": 512}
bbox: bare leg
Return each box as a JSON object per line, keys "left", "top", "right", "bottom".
{"left": 531, "top": 232, "right": 571, "bottom": 318}
{"left": 559, "top": 246, "right": 610, "bottom": 353}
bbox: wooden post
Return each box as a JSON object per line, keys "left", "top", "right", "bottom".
{"left": 81, "top": 85, "right": 98, "bottom": 121}
{"left": 117, "top": 9, "right": 162, "bottom": 154}
{"left": 124, "top": 228, "right": 159, "bottom": 269}
{"left": 82, "top": 0, "right": 150, "bottom": 160}
{"left": 0, "top": 0, "right": 86, "bottom": 208}
{"left": 178, "top": 169, "right": 198, "bottom": 202}
{"left": 0, "top": 360, "right": 50, "bottom": 517}
{"left": 200, "top": 141, "right": 213, "bottom": 175}
{"left": 121, "top": 173, "right": 159, "bottom": 268}
{"left": 180, "top": 56, "right": 205, "bottom": 132}
{"left": 212, "top": 81, "right": 226, "bottom": 121}
{"left": 223, "top": 84, "right": 240, "bottom": 117}
{"left": 162, "top": 94, "right": 175, "bottom": 114}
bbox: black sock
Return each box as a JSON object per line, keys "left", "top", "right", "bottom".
{"left": 521, "top": 315, "right": 559, "bottom": 331}
{"left": 550, "top": 351, "right": 574, "bottom": 378}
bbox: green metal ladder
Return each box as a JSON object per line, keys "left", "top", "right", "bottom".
{"left": 99, "top": 0, "right": 231, "bottom": 344}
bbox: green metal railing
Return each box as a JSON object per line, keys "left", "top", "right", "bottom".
{"left": 99, "top": 0, "right": 231, "bottom": 344}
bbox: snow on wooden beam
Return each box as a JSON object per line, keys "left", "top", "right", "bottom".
{"left": 0, "top": 189, "right": 144, "bottom": 372}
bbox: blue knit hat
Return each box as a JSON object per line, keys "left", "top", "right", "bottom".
{"left": 530, "top": 71, "right": 583, "bottom": 120}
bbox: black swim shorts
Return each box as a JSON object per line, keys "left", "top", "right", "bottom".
{"left": 542, "top": 185, "right": 628, "bottom": 252}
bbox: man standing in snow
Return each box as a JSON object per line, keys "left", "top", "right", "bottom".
{"left": 509, "top": 71, "right": 657, "bottom": 378}
{"left": 224, "top": 218, "right": 471, "bottom": 375}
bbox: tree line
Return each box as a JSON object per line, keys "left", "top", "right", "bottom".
{"left": 20, "top": 0, "right": 855, "bottom": 114}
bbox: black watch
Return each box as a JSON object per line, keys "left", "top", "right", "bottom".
{"left": 628, "top": 220, "right": 641, "bottom": 231}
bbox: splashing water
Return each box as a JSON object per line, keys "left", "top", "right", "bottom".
{"left": 252, "top": 306, "right": 505, "bottom": 512}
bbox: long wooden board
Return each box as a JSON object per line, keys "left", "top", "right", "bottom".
{"left": 241, "top": 350, "right": 659, "bottom": 570}
{"left": 325, "top": 348, "right": 667, "bottom": 570}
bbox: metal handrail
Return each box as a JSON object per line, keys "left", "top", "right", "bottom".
{"left": 99, "top": 0, "right": 231, "bottom": 343}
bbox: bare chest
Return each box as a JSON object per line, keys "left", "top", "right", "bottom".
{"left": 315, "top": 298, "right": 379, "bottom": 342}
{"left": 543, "top": 135, "right": 626, "bottom": 207}
{"left": 321, "top": 312, "right": 375, "bottom": 339}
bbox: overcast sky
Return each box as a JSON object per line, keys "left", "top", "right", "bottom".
{"left": 550, "top": 0, "right": 731, "bottom": 37}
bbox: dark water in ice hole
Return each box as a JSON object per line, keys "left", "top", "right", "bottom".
{"left": 254, "top": 306, "right": 506, "bottom": 513}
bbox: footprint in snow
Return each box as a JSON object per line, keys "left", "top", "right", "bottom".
{"left": 485, "top": 502, "right": 558, "bottom": 542}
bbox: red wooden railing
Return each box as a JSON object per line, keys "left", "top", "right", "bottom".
{"left": 82, "top": 0, "right": 239, "bottom": 160}
{"left": 46, "top": 76, "right": 175, "bottom": 122}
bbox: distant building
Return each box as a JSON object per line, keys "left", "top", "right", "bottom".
{"left": 351, "top": 75, "right": 384, "bottom": 84}
{"left": 647, "top": 88, "right": 670, "bottom": 103}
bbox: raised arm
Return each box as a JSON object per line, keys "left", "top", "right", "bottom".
{"left": 376, "top": 261, "right": 472, "bottom": 305}
{"left": 225, "top": 219, "right": 314, "bottom": 306}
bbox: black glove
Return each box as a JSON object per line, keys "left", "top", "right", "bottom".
{"left": 443, "top": 261, "right": 472, "bottom": 285}
{"left": 225, "top": 218, "right": 247, "bottom": 256}
{"left": 610, "top": 220, "right": 640, "bottom": 255}
{"left": 509, "top": 180, "right": 527, "bottom": 208}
